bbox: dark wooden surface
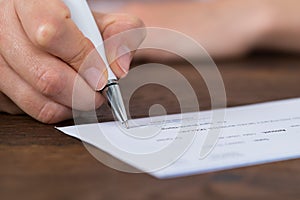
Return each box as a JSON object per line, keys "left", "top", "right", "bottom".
{"left": 1, "top": 54, "right": 300, "bottom": 200}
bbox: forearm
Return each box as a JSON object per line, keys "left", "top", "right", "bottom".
{"left": 120, "top": 0, "right": 300, "bottom": 58}
{"left": 255, "top": 0, "right": 300, "bottom": 52}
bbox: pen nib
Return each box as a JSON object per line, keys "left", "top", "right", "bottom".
{"left": 123, "top": 121, "right": 129, "bottom": 129}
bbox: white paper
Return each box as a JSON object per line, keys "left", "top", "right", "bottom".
{"left": 56, "top": 98, "right": 300, "bottom": 178}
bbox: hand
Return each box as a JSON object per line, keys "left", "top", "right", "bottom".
{"left": 121, "top": 0, "right": 300, "bottom": 59}
{"left": 0, "top": 0, "right": 145, "bottom": 123}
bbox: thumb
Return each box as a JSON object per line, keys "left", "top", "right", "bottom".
{"left": 94, "top": 13, "right": 146, "bottom": 78}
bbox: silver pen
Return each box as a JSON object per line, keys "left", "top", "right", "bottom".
{"left": 102, "top": 79, "right": 129, "bottom": 128}
{"left": 63, "top": 0, "right": 129, "bottom": 128}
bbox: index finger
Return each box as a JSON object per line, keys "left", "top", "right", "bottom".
{"left": 14, "top": 0, "right": 107, "bottom": 90}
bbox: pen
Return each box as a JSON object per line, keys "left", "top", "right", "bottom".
{"left": 62, "top": 0, "right": 129, "bottom": 128}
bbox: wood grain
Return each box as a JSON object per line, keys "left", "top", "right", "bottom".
{"left": 1, "top": 54, "right": 300, "bottom": 200}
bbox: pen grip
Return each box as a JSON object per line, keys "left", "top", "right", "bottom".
{"left": 62, "top": 0, "right": 116, "bottom": 80}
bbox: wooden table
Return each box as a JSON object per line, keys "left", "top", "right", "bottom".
{"left": 1, "top": 53, "right": 300, "bottom": 200}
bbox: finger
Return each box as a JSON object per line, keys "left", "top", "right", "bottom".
{"left": 0, "top": 92, "right": 24, "bottom": 115}
{"left": 94, "top": 13, "right": 146, "bottom": 78}
{"left": 0, "top": 58, "right": 72, "bottom": 124}
{"left": 1, "top": 41, "right": 104, "bottom": 111}
{"left": 0, "top": 2, "right": 104, "bottom": 110}
{"left": 14, "top": 0, "right": 107, "bottom": 90}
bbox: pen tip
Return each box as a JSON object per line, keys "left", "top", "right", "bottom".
{"left": 123, "top": 121, "right": 129, "bottom": 129}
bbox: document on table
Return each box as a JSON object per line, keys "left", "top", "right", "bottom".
{"left": 57, "top": 98, "right": 300, "bottom": 179}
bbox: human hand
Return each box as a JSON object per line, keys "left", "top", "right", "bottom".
{"left": 0, "top": 0, "right": 145, "bottom": 123}
{"left": 121, "top": 0, "right": 300, "bottom": 59}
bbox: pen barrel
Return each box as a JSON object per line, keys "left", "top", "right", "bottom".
{"left": 62, "top": 0, "right": 116, "bottom": 80}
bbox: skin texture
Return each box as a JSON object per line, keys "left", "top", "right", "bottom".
{"left": 0, "top": 0, "right": 145, "bottom": 123}
{"left": 121, "top": 0, "right": 300, "bottom": 59}
{"left": 2, "top": 0, "right": 300, "bottom": 123}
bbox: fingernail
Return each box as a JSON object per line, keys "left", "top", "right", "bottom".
{"left": 83, "top": 67, "right": 107, "bottom": 91}
{"left": 117, "top": 45, "right": 132, "bottom": 75}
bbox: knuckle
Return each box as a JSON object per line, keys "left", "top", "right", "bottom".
{"left": 35, "top": 6, "right": 70, "bottom": 47}
{"left": 101, "top": 14, "right": 145, "bottom": 44}
{"left": 115, "top": 13, "right": 145, "bottom": 28}
{"left": 35, "top": 22, "right": 60, "bottom": 47}
{"left": 36, "top": 102, "right": 58, "bottom": 124}
{"left": 126, "top": 14, "right": 145, "bottom": 28}
{"left": 37, "top": 68, "right": 65, "bottom": 97}
{"left": 67, "top": 37, "right": 94, "bottom": 66}
{"left": 57, "top": 2, "right": 71, "bottom": 19}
